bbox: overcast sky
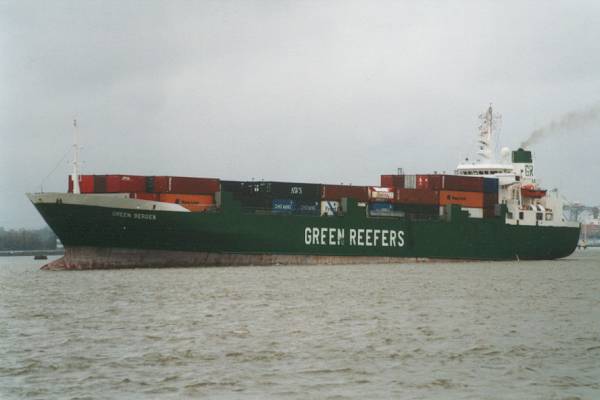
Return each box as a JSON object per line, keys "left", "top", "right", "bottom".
{"left": 1, "top": 1, "right": 599, "bottom": 228}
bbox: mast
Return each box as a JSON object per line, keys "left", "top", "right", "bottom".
{"left": 477, "top": 104, "right": 501, "bottom": 162}
{"left": 72, "top": 119, "right": 81, "bottom": 194}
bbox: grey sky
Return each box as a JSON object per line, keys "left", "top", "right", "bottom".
{"left": 2, "top": 1, "right": 599, "bottom": 228}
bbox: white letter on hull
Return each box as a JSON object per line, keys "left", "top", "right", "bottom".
{"left": 397, "top": 230, "right": 405, "bottom": 247}
{"left": 337, "top": 229, "right": 345, "bottom": 245}
{"left": 305, "top": 227, "right": 312, "bottom": 245}
{"left": 349, "top": 229, "right": 357, "bottom": 245}
{"left": 329, "top": 228, "right": 336, "bottom": 246}
{"left": 357, "top": 229, "right": 365, "bottom": 246}
{"left": 389, "top": 230, "right": 397, "bottom": 247}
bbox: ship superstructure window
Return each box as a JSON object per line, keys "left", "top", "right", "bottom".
{"left": 545, "top": 213, "right": 553, "bottom": 221}
{"left": 536, "top": 213, "right": 543, "bottom": 221}
{"left": 519, "top": 212, "right": 524, "bottom": 220}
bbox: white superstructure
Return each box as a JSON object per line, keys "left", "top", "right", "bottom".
{"left": 455, "top": 105, "right": 576, "bottom": 228}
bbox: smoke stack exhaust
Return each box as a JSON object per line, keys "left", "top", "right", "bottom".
{"left": 521, "top": 103, "right": 600, "bottom": 149}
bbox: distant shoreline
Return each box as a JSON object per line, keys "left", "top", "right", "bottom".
{"left": 0, "top": 249, "right": 64, "bottom": 257}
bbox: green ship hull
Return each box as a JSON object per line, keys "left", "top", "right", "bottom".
{"left": 32, "top": 194, "right": 580, "bottom": 269}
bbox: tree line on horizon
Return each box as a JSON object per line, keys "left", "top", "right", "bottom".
{"left": 0, "top": 227, "right": 57, "bottom": 251}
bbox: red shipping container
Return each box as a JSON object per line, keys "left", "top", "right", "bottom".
{"left": 395, "top": 189, "right": 439, "bottom": 205}
{"left": 416, "top": 175, "right": 444, "bottom": 190}
{"left": 443, "top": 175, "right": 484, "bottom": 192}
{"left": 380, "top": 175, "right": 405, "bottom": 188}
{"left": 68, "top": 175, "right": 95, "bottom": 193}
{"left": 150, "top": 176, "right": 170, "bottom": 193}
{"left": 106, "top": 175, "right": 147, "bottom": 193}
{"left": 94, "top": 175, "right": 107, "bottom": 193}
{"left": 167, "top": 176, "right": 220, "bottom": 194}
{"left": 321, "top": 185, "right": 369, "bottom": 202}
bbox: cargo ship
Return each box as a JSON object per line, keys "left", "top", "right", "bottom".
{"left": 28, "top": 106, "right": 580, "bottom": 269}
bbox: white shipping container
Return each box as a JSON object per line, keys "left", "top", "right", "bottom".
{"left": 368, "top": 187, "right": 395, "bottom": 200}
{"left": 404, "top": 175, "right": 417, "bottom": 189}
{"left": 320, "top": 200, "right": 340, "bottom": 216}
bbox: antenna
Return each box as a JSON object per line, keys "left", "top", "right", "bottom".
{"left": 72, "top": 119, "right": 81, "bottom": 194}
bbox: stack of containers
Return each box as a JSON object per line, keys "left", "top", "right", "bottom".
{"left": 379, "top": 174, "right": 500, "bottom": 219}
{"left": 437, "top": 175, "right": 499, "bottom": 218}
{"left": 320, "top": 184, "right": 369, "bottom": 216}
{"left": 68, "top": 174, "right": 147, "bottom": 193}
{"left": 68, "top": 175, "right": 219, "bottom": 212}
{"left": 367, "top": 186, "right": 395, "bottom": 215}
{"left": 221, "top": 181, "right": 321, "bottom": 215}
{"left": 145, "top": 176, "right": 219, "bottom": 212}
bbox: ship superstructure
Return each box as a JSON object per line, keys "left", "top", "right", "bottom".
{"left": 456, "top": 105, "right": 571, "bottom": 228}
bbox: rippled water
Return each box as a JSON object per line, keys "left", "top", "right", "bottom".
{"left": 1, "top": 250, "right": 600, "bottom": 399}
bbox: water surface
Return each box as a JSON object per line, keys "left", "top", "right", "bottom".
{"left": 1, "top": 250, "right": 599, "bottom": 399}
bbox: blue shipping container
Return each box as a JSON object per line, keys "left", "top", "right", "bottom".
{"left": 272, "top": 199, "right": 296, "bottom": 213}
{"left": 369, "top": 202, "right": 394, "bottom": 211}
{"left": 483, "top": 178, "right": 499, "bottom": 193}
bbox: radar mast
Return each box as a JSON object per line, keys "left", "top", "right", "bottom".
{"left": 477, "top": 104, "right": 502, "bottom": 162}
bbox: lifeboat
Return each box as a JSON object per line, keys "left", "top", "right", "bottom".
{"left": 521, "top": 184, "right": 546, "bottom": 199}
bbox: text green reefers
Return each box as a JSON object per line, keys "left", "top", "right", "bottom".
{"left": 304, "top": 227, "right": 405, "bottom": 247}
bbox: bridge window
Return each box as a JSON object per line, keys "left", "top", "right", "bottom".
{"left": 536, "top": 213, "right": 543, "bottom": 221}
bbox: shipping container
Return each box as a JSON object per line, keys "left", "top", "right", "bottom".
{"left": 416, "top": 175, "right": 444, "bottom": 190}
{"left": 221, "top": 180, "right": 244, "bottom": 193}
{"left": 68, "top": 175, "right": 95, "bottom": 193}
{"left": 146, "top": 176, "right": 220, "bottom": 194}
{"left": 380, "top": 175, "right": 405, "bottom": 188}
{"left": 395, "top": 189, "right": 439, "bottom": 205}
{"left": 321, "top": 185, "right": 369, "bottom": 202}
{"left": 483, "top": 206, "right": 497, "bottom": 219}
{"left": 368, "top": 202, "right": 396, "bottom": 217}
{"left": 369, "top": 187, "right": 395, "bottom": 200}
{"left": 395, "top": 204, "right": 439, "bottom": 219}
{"left": 484, "top": 192, "right": 499, "bottom": 207}
{"left": 369, "top": 202, "right": 394, "bottom": 211}
{"left": 296, "top": 201, "right": 319, "bottom": 215}
{"left": 151, "top": 176, "right": 170, "bottom": 193}
{"left": 105, "top": 175, "right": 146, "bottom": 193}
{"left": 227, "top": 181, "right": 321, "bottom": 201}
{"left": 443, "top": 175, "right": 484, "bottom": 192}
{"left": 94, "top": 175, "right": 107, "bottom": 193}
{"left": 404, "top": 175, "right": 417, "bottom": 189}
{"left": 271, "top": 182, "right": 321, "bottom": 200}
{"left": 158, "top": 193, "right": 214, "bottom": 212}
{"left": 483, "top": 177, "right": 499, "bottom": 193}
{"left": 167, "top": 176, "right": 220, "bottom": 194}
{"left": 272, "top": 199, "right": 295, "bottom": 213}
{"left": 439, "top": 190, "right": 485, "bottom": 208}
{"left": 320, "top": 200, "right": 340, "bottom": 216}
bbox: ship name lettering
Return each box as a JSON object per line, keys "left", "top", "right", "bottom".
{"left": 112, "top": 211, "right": 132, "bottom": 218}
{"left": 112, "top": 211, "right": 156, "bottom": 221}
{"left": 305, "top": 227, "right": 404, "bottom": 248}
